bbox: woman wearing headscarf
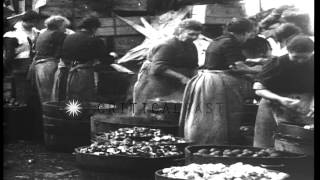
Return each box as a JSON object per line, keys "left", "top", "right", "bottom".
{"left": 179, "top": 18, "right": 256, "bottom": 145}
{"left": 29, "top": 15, "right": 70, "bottom": 102}
{"left": 53, "top": 15, "right": 114, "bottom": 102}
{"left": 132, "top": 19, "right": 203, "bottom": 116}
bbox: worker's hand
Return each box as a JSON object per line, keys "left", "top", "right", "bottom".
{"left": 246, "top": 58, "right": 268, "bottom": 65}
{"left": 109, "top": 52, "right": 118, "bottom": 59}
{"left": 279, "top": 97, "right": 300, "bottom": 109}
{"left": 180, "top": 77, "right": 190, "bottom": 85}
{"left": 229, "top": 61, "right": 251, "bottom": 73}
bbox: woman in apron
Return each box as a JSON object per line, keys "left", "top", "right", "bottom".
{"left": 179, "top": 18, "right": 256, "bottom": 145}
{"left": 29, "top": 15, "right": 70, "bottom": 102}
{"left": 253, "top": 35, "right": 314, "bottom": 148}
{"left": 52, "top": 15, "right": 114, "bottom": 102}
{"left": 133, "top": 19, "right": 203, "bottom": 116}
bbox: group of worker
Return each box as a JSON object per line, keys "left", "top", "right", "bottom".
{"left": 3, "top": 10, "right": 314, "bottom": 148}
{"left": 3, "top": 11, "right": 114, "bottom": 105}
{"left": 133, "top": 17, "right": 314, "bottom": 148}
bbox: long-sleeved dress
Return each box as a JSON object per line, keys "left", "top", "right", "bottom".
{"left": 253, "top": 54, "right": 314, "bottom": 148}
{"left": 133, "top": 37, "right": 199, "bottom": 115}
{"left": 52, "top": 30, "right": 113, "bottom": 102}
{"left": 3, "top": 22, "right": 39, "bottom": 103}
{"left": 30, "top": 30, "right": 66, "bottom": 102}
{"left": 179, "top": 33, "right": 253, "bottom": 145}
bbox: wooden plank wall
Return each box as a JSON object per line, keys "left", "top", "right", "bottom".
{"left": 39, "top": 0, "right": 155, "bottom": 57}
{"left": 113, "top": 35, "right": 145, "bottom": 56}
{"left": 113, "top": 0, "right": 149, "bottom": 12}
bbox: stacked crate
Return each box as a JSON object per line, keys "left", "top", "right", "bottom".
{"left": 191, "top": 2, "right": 245, "bottom": 38}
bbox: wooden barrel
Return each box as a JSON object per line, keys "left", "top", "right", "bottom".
{"left": 42, "top": 101, "right": 103, "bottom": 152}
{"left": 3, "top": 105, "right": 31, "bottom": 143}
{"left": 146, "top": 99, "right": 182, "bottom": 123}
{"left": 79, "top": 170, "right": 151, "bottom": 180}
{"left": 274, "top": 134, "right": 314, "bottom": 156}
{"left": 91, "top": 113, "right": 179, "bottom": 137}
{"left": 274, "top": 122, "right": 314, "bottom": 156}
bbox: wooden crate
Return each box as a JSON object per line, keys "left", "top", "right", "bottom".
{"left": 113, "top": 35, "right": 145, "bottom": 56}
{"left": 113, "top": 0, "right": 149, "bottom": 12}
{"left": 97, "top": 26, "right": 139, "bottom": 36}
{"left": 192, "top": 3, "right": 245, "bottom": 24}
{"left": 94, "top": 16, "right": 153, "bottom": 36}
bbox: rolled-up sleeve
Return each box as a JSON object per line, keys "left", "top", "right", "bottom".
{"left": 254, "top": 58, "right": 280, "bottom": 89}
{"left": 149, "top": 43, "right": 175, "bottom": 75}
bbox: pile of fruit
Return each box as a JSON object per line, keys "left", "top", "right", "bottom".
{"left": 159, "top": 162, "right": 289, "bottom": 180}
{"left": 193, "top": 147, "right": 286, "bottom": 158}
{"left": 96, "top": 127, "right": 159, "bottom": 141}
{"left": 239, "top": 126, "right": 254, "bottom": 136}
{"left": 303, "top": 124, "right": 314, "bottom": 130}
{"left": 79, "top": 127, "right": 187, "bottom": 158}
{"left": 3, "top": 98, "right": 26, "bottom": 108}
{"left": 95, "top": 127, "right": 187, "bottom": 144}
{"left": 78, "top": 141, "right": 182, "bottom": 158}
{"left": 150, "top": 135, "right": 186, "bottom": 144}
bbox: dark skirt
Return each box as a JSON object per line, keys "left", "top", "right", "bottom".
{"left": 32, "top": 58, "right": 58, "bottom": 102}
{"left": 65, "top": 65, "right": 95, "bottom": 102}
{"left": 253, "top": 98, "right": 277, "bottom": 148}
{"left": 179, "top": 70, "right": 252, "bottom": 145}
{"left": 51, "top": 64, "right": 69, "bottom": 102}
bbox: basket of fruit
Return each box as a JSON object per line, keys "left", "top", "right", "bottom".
{"left": 184, "top": 145, "right": 311, "bottom": 178}
{"left": 155, "top": 162, "right": 290, "bottom": 180}
{"left": 76, "top": 126, "right": 192, "bottom": 175}
{"left": 74, "top": 142, "right": 184, "bottom": 173}
{"left": 3, "top": 97, "right": 27, "bottom": 109}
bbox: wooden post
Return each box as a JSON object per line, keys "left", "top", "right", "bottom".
{"left": 71, "top": 0, "right": 76, "bottom": 29}
{"left": 259, "top": 0, "right": 263, "bottom": 12}
{"left": 18, "top": 0, "right": 25, "bottom": 13}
